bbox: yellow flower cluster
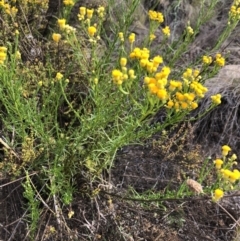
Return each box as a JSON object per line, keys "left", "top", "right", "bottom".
{"left": 128, "top": 33, "right": 136, "bottom": 44}
{"left": 189, "top": 81, "right": 205, "bottom": 96}
{"left": 214, "top": 159, "right": 224, "bottom": 169}
{"left": 56, "top": 72, "right": 63, "bottom": 81}
{"left": 212, "top": 189, "right": 224, "bottom": 202}
{"left": 118, "top": 32, "right": 124, "bottom": 42}
{"left": 202, "top": 54, "right": 225, "bottom": 67}
{"left": 187, "top": 26, "right": 194, "bottom": 35}
{"left": 182, "top": 68, "right": 201, "bottom": 83}
{"left": 88, "top": 26, "right": 97, "bottom": 37}
{"left": 77, "top": 6, "right": 105, "bottom": 42}
{"left": 58, "top": 19, "right": 66, "bottom": 29}
{"left": 143, "top": 67, "right": 204, "bottom": 109}
{"left": 222, "top": 145, "right": 231, "bottom": 156}
{"left": 52, "top": 33, "right": 61, "bottom": 43}
{"left": 78, "top": 7, "right": 93, "bottom": 20}
{"left": 149, "top": 34, "right": 156, "bottom": 41}
{"left": 162, "top": 26, "right": 170, "bottom": 37}
{"left": 78, "top": 6, "right": 105, "bottom": 21}
{"left": 63, "top": 0, "right": 74, "bottom": 6}
{"left": 130, "top": 47, "right": 162, "bottom": 73}
{"left": 215, "top": 53, "right": 225, "bottom": 67}
{"left": 229, "top": 1, "right": 240, "bottom": 20}
{"left": 202, "top": 55, "right": 212, "bottom": 65}
{"left": 112, "top": 34, "right": 223, "bottom": 112}
{"left": 112, "top": 58, "right": 136, "bottom": 85}
{"left": 213, "top": 145, "right": 240, "bottom": 202}
{"left": 97, "top": 6, "right": 105, "bottom": 18}
{"left": 0, "top": 46, "right": 7, "bottom": 64}
{"left": 148, "top": 10, "right": 164, "bottom": 23}
{"left": 57, "top": 18, "right": 76, "bottom": 33}
{"left": 128, "top": 47, "right": 209, "bottom": 110}
{"left": 221, "top": 168, "right": 240, "bottom": 183}
{"left": 0, "top": 1, "right": 18, "bottom": 17}
{"left": 211, "top": 94, "right": 221, "bottom": 105}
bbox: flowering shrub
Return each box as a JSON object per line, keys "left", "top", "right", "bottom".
{"left": 0, "top": 0, "right": 240, "bottom": 239}
{"left": 212, "top": 145, "right": 240, "bottom": 202}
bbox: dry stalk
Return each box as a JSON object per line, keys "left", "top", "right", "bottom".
{"left": 216, "top": 202, "right": 240, "bottom": 228}
{"left": 0, "top": 137, "right": 19, "bottom": 159}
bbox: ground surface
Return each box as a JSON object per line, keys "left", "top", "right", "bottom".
{"left": 1, "top": 0, "right": 240, "bottom": 240}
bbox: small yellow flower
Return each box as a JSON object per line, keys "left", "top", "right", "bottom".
{"left": 128, "top": 33, "right": 135, "bottom": 44}
{"left": 52, "top": 33, "right": 61, "bottom": 43}
{"left": 148, "top": 10, "right": 164, "bottom": 23}
{"left": 0, "top": 52, "right": 7, "bottom": 61}
{"left": 123, "top": 74, "right": 128, "bottom": 80}
{"left": 180, "top": 101, "right": 188, "bottom": 109}
{"left": 230, "top": 154, "right": 237, "bottom": 161}
{"left": 174, "top": 101, "right": 180, "bottom": 111}
{"left": 79, "top": 7, "right": 86, "bottom": 16}
{"left": 129, "top": 47, "right": 140, "bottom": 58}
{"left": 193, "top": 69, "right": 200, "bottom": 78}
{"left": 58, "top": 19, "right": 66, "bottom": 29}
{"left": 215, "top": 53, "right": 225, "bottom": 67}
{"left": 88, "top": 26, "right": 97, "bottom": 37}
{"left": 187, "top": 26, "right": 194, "bottom": 35}
{"left": 213, "top": 189, "right": 224, "bottom": 202}
{"left": 15, "top": 50, "right": 21, "bottom": 60}
{"left": 155, "top": 66, "right": 171, "bottom": 79}
{"left": 233, "top": 169, "right": 240, "bottom": 179}
{"left": 141, "top": 49, "right": 150, "bottom": 59}
{"left": 162, "top": 26, "right": 170, "bottom": 37}
{"left": 152, "top": 55, "right": 163, "bottom": 66}
{"left": 0, "top": 46, "right": 7, "bottom": 52}
{"left": 121, "top": 66, "right": 127, "bottom": 73}
{"left": 191, "top": 102, "right": 198, "bottom": 109}
{"left": 128, "top": 69, "right": 136, "bottom": 79}
{"left": 5, "top": 6, "right": 18, "bottom": 17}
{"left": 118, "top": 32, "right": 124, "bottom": 42}
{"left": 49, "top": 225, "right": 56, "bottom": 233}
{"left": 222, "top": 145, "right": 231, "bottom": 156}
{"left": 184, "top": 93, "right": 195, "bottom": 102}
{"left": 112, "top": 69, "right": 122, "bottom": 79}
{"left": 63, "top": 0, "right": 74, "bottom": 6}
{"left": 229, "top": 171, "right": 240, "bottom": 183}
{"left": 112, "top": 69, "right": 124, "bottom": 84}
{"left": 211, "top": 94, "right": 221, "bottom": 105}
{"left": 149, "top": 34, "right": 156, "bottom": 41}
{"left": 120, "top": 57, "right": 127, "bottom": 67}
{"left": 167, "top": 100, "right": 174, "bottom": 108}
{"left": 64, "top": 24, "right": 76, "bottom": 33}
{"left": 144, "top": 77, "right": 151, "bottom": 84}
{"left": 157, "top": 89, "right": 167, "bottom": 100}
{"left": 146, "top": 61, "right": 154, "bottom": 73}
{"left": 97, "top": 6, "right": 105, "bottom": 18}
{"left": 214, "top": 159, "right": 223, "bottom": 169}
{"left": 229, "top": 3, "right": 240, "bottom": 21}
{"left": 0, "top": 0, "right": 5, "bottom": 7}
{"left": 168, "top": 80, "right": 178, "bottom": 91}
{"left": 68, "top": 210, "right": 74, "bottom": 219}
{"left": 148, "top": 83, "right": 158, "bottom": 94}
{"left": 202, "top": 55, "right": 212, "bottom": 65}
{"left": 56, "top": 72, "right": 63, "bottom": 80}
{"left": 86, "top": 9, "right": 94, "bottom": 19}
{"left": 176, "top": 92, "right": 185, "bottom": 101}
{"left": 221, "top": 169, "right": 232, "bottom": 180}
